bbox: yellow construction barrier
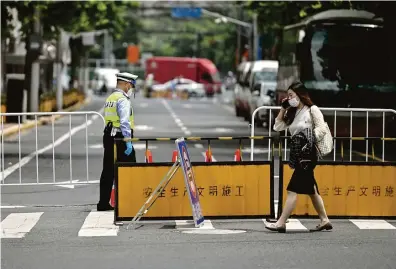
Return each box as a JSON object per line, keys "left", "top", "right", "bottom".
{"left": 281, "top": 163, "right": 396, "bottom": 218}
{"left": 115, "top": 161, "right": 274, "bottom": 221}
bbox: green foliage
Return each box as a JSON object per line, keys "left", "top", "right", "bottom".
{"left": 2, "top": 0, "right": 136, "bottom": 41}
{"left": 138, "top": 16, "right": 238, "bottom": 72}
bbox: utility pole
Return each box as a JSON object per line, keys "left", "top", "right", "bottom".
{"left": 29, "top": 5, "right": 40, "bottom": 113}
{"left": 253, "top": 13, "right": 259, "bottom": 61}
{"left": 56, "top": 30, "right": 63, "bottom": 111}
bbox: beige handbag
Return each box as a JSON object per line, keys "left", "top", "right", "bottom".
{"left": 310, "top": 108, "right": 333, "bottom": 158}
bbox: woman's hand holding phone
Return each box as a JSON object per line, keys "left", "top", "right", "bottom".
{"left": 281, "top": 98, "right": 290, "bottom": 109}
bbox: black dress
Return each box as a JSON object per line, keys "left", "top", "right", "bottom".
{"left": 287, "top": 128, "right": 319, "bottom": 195}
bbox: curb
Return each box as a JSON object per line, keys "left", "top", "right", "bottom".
{"left": 0, "top": 97, "right": 92, "bottom": 138}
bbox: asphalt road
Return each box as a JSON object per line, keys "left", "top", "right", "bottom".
{"left": 2, "top": 90, "right": 396, "bottom": 269}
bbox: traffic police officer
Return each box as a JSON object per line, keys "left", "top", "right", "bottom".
{"left": 97, "top": 72, "right": 137, "bottom": 211}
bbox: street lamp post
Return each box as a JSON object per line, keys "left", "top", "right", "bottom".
{"left": 201, "top": 8, "right": 259, "bottom": 61}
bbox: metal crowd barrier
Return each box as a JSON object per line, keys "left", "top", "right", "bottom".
{"left": 120, "top": 136, "right": 269, "bottom": 162}
{"left": 0, "top": 111, "right": 105, "bottom": 186}
{"left": 250, "top": 106, "right": 396, "bottom": 162}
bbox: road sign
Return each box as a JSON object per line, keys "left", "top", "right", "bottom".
{"left": 175, "top": 138, "right": 205, "bottom": 227}
{"left": 171, "top": 7, "right": 202, "bottom": 19}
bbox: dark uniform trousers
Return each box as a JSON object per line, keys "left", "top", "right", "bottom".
{"left": 98, "top": 130, "right": 136, "bottom": 208}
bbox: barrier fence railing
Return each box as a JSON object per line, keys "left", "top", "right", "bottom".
{"left": 0, "top": 111, "right": 105, "bottom": 186}
{"left": 278, "top": 136, "right": 396, "bottom": 163}
{"left": 117, "top": 136, "right": 273, "bottom": 163}
{"left": 275, "top": 136, "right": 396, "bottom": 220}
{"left": 113, "top": 136, "right": 277, "bottom": 221}
{"left": 250, "top": 106, "right": 396, "bottom": 162}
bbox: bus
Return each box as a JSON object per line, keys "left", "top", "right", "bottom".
{"left": 275, "top": 9, "right": 396, "bottom": 138}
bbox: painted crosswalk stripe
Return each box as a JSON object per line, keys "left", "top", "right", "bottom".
{"left": 263, "top": 219, "right": 308, "bottom": 231}
{"left": 175, "top": 219, "right": 214, "bottom": 230}
{"left": 349, "top": 219, "right": 396, "bottom": 230}
{"left": 1, "top": 212, "right": 43, "bottom": 238}
{"left": 78, "top": 211, "right": 119, "bottom": 237}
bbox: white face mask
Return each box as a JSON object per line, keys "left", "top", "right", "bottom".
{"left": 288, "top": 97, "right": 300, "bottom": 107}
{"left": 127, "top": 88, "right": 133, "bottom": 97}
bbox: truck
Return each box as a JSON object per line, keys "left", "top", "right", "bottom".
{"left": 145, "top": 56, "right": 222, "bottom": 96}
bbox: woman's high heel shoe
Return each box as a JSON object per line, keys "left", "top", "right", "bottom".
{"left": 265, "top": 223, "right": 286, "bottom": 233}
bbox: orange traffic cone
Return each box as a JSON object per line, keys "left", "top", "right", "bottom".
{"left": 145, "top": 150, "right": 153, "bottom": 163}
{"left": 234, "top": 149, "right": 242, "bottom": 162}
{"left": 110, "top": 182, "right": 115, "bottom": 207}
{"left": 172, "top": 150, "right": 178, "bottom": 162}
{"left": 205, "top": 150, "right": 212, "bottom": 162}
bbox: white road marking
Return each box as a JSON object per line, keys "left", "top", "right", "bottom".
{"left": 175, "top": 219, "right": 214, "bottom": 230}
{"left": 214, "top": 127, "right": 234, "bottom": 133}
{"left": 263, "top": 219, "right": 308, "bottom": 231}
{"left": 182, "top": 104, "right": 192, "bottom": 109}
{"left": 175, "top": 219, "right": 247, "bottom": 234}
{"left": 201, "top": 151, "right": 217, "bottom": 162}
{"left": 55, "top": 179, "right": 80, "bottom": 189}
{"left": 0, "top": 205, "right": 26, "bottom": 209}
{"left": 134, "top": 125, "right": 154, "bottom": 131}
{"left": 0, "top": 108, "right": 104, "bottom": 182}
{"left": 139, "top": 103, "right": 148, "bottom": 108}
{"left": 78, "top": 211, "right": 119, "bottom": 237}
{"left": 161, "top": 99, "right": 191, "bottom": 136}
{"left": 350, "top": 220, "right": 396, "bottom": 230}
{"left": 89, "top": 144, "right": 103, "bottom": 149}
{"left": 194, "top": 144, "right": 204, "bottom": 149}
{"left": 1, "top": 212, "right": 43, "bottom": 238}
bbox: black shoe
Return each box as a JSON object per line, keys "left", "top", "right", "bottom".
{"left": 97, "top": 203, "right": 114, "bottom": 211}
{"left": 309, "top": 222, "right": 333, "bottom": 232}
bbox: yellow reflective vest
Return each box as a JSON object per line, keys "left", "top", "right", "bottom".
{"left": 104, "top": 91, "right": 134, "bottom": 129}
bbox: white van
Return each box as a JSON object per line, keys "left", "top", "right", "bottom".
{"left": 240, "top": 60, "right": 278, "bottom": 126}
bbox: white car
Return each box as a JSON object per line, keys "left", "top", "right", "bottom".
{"left": 151, "top": 78, "right": 205, "bottom": 97}
{"left": 240, "top": 60, "right": 279, "bottom": 126}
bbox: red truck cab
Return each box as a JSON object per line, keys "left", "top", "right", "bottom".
{"left": 145, "top": 57, "right": 222, "bottom": 96}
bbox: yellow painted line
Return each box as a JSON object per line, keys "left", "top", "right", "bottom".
{"left": 350, "top": 137, "right": 366, "bottom": 141}
{"left": 353, "top": 151, "right": 386, "bottom": 162}
{"left": 155, "top": 138, "right": 171, "bottom": 141}
{"left": 185, "top": 137, "right": 202, "bottom": 140}
{"left": 218, "top": 137, "right": 233, "bottom": 140}
{"left": 382, "top": 138, "right": 396, "bottom": 141}
{"left": 250, "top": 136, "right": 266, "bottom": 139}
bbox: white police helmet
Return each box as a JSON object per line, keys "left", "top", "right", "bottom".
{"left": 116, "top": 72, "right": 138, "bottom": 85}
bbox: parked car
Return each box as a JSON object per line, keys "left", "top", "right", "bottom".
{"left": 151, "top": 78, "right": 205, "bottom": 98}
{"left": 246, "top": 61, "right": 279, "bottom": 127}
{"left": 234, "top": 60, "right": 278, "bottom": 126}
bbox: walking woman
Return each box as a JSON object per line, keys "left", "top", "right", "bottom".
{"left": 265, "top": 81, "right": 333, "bottom": 233}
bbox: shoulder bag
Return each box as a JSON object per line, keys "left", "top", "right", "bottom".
{"left": 310, "top": 107, "right": 333, "bottom": 158}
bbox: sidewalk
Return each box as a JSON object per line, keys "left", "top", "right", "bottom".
{"left": 0, "top": 97, "right": 91, "bottom": 138}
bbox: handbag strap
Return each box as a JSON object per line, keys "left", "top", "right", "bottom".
{"left": 309, "top": 107, "right": 316, "bottom": 130}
